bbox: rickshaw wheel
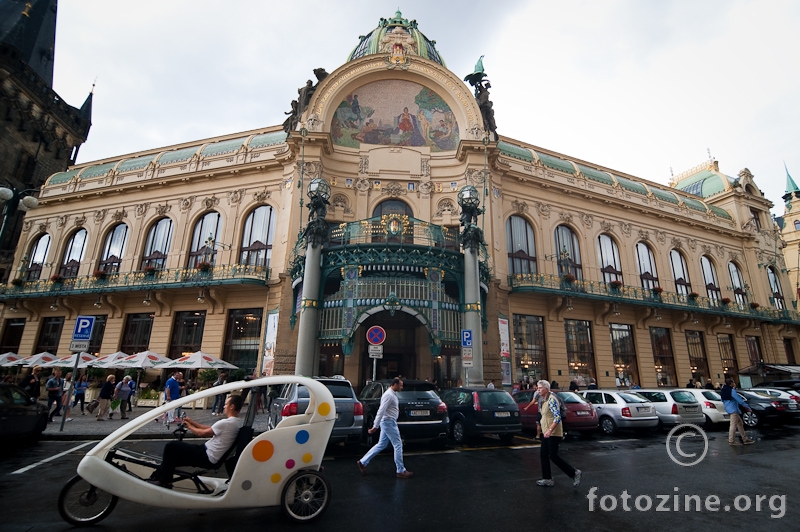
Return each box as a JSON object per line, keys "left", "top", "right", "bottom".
{"left": 58, "top": 475, "right": 118, "bottom": 526}
{"left": 281, "top": 470, "right": 331, "bottom": 522}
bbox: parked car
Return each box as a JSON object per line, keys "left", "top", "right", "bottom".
{"left": 753, "top": 380, "right": 800, "bottom": 391}
{"left": 268, "top": 377, "right": 363, "bottom": 446}
{"left": 0, "top": 383, "right": 48, "bottom": 443}
{"left": 747, "top": 387, "right": 800, "bottom": 408}
{"left": 439, "top": 388, "right": 521, "bottom": 444}
{"left": 513, "top": 390, "right": 598, "bottom": 435}
{"left": 358, "top": 379, "right": 448, "bottom": 446}
{"left": 636, "top": 389, "right": 706, "bottom": 429}
{"left": 580, "top": 390, "right": 659, "bottom": 435}
{"left": 738, "top": 390, "right": 793, "bottom": 428}
{"left": 683, "top": 389, "right": 730, "bottom": 427}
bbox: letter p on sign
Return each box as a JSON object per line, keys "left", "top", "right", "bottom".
{"left": 72, "top": 316, "right": 96, "bottom": 342}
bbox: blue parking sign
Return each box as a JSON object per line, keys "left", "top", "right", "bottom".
{"left": 72, "top": 316, "right": 96, "bottom": 341}
{"left": 461, "top": 329, "right": 473, "bottom": 348}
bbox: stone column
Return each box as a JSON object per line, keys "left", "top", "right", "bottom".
{"left": 458, "top": 185, "right": 484, "bottom": 386}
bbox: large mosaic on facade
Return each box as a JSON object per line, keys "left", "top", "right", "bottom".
{"left": 331, "top": 80, "right": 459, "bottom": 152}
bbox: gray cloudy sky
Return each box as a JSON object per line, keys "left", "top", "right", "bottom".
{"left": 53, "top": 0, "right": 798, "bottom": 216}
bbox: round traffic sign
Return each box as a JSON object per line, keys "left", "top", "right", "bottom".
{"left": 366, "top": 326, "right": 386, "bottom": 345}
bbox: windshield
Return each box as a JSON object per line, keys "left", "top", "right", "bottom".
{"left": 478, "top": 391, "right": 515, "bottom": 405}
{"left": 400, "top": 382, "right": 437, "bottom": 392}
{"left": 619, "top": 392, "right": 649, "bottom": 404}
{"left": 670, "top": 391, "right": 698, "bottom": 404}
{"left": 297, "top": 382, "right": 354, "bottom": 399}
{"left": 397, "top": 390, "right": 439, "bottom": 400}
{"left": 557, "top": 391, "right": 588, "bottom": 404}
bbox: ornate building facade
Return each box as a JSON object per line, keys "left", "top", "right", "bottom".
{"left": 1, "top": 11, "right": 797, "bottom": 390}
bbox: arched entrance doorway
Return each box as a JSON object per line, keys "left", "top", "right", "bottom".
{"left": 361, "top": 311, "right": 425, "bottom": 385}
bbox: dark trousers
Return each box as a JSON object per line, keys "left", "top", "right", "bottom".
{"left": 540, "top": 436, "right": 576, "bottom": 480}
{"left": 73, "top": 393, "right": 85, "bottom": 413}
{"left": 159, "top": 441, "right": 213, "bottom": 484}
{"left": 47, "top": 395, "right": 62, "bottom": 419}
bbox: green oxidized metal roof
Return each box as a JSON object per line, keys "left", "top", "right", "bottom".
{"left": 707, "top": 205, "right": 732, "bottom": 220}
{"left": 249, "top": 131, "right": 287, "bottom": 149}
{"left": 679, "top": 195, "right": 708, "bottom": 213}
{"left": 533, "top": 151, "right": 576, "bottom": 175}
{"left": 497, "top": 141, "right": 533, "bottom": 162}
{"left": 201, "top": 137, "right": 248, "bottom": 158}
{"left": 117, "top": 154, "right": 157, "bottom": 173}
{"left": 651, "top": 188, "right": 679, "bottom": 204}
{"left": 47, "top": 168, "right": 81, "bottom": 185}
{"left": 347, "top": 11, "right": 445, "bottom": 66}
{"left": 576, "top": 164, "right": 613, "bottom": 186}
{"left": 80, "top": 161, "right": 117, "bottom": 179}
{"left": 158, "top": 146, "right": 200, "bottom": 165}
{"left": 614, "top": 175, "right": 648, "bottom": 195}
{"left": 673, "top": 169, "right": 732, "bottom": 198}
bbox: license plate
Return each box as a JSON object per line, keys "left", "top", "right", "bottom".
{"left": 575, "top": 411, "right": 589, "bottom": 416}
{"left": 637, "top": 407, "right": 649, "bottom": 412}
{"left": 789, "top": 404, "right": 797, "bottom": 410}
{"left": 494, "top": 411, "right": 510, "bottom": 417}
{"left": 409, "top": 410, "right": 429, "bottom": 417}
{"left": 684, "top": 407, "right": 698, "bottom": 412}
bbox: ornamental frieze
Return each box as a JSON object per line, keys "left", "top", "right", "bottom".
{"left": 155, "top": 203, "right": 171, "bottom": 216}
{"left": 253, "top": 188, "right": 272, "bottom": 203}
{"left": 111, "top": 210, "right": 127, "bottom": 222}
{"left": 179, "top": 197, "right": 195, "bottom": 211}
{"left": 202, "top": 196, "right": 220, "bottom": 210}
{"left": 135, "top": 203, "right": 150, "bottom": 217}
{"left": 94, "top": 209, "right": 107, "bottom": 223}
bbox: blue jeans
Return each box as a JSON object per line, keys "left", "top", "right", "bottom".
{"left": 359, "top": 419, "right": 406, "bottom": 474}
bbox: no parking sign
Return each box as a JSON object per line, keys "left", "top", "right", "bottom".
{"left": 366, "top": 326, "right": 386, "bottom": 345}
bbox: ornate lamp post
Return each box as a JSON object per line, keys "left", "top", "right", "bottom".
{"left": 458, "top": 185, "right": 485, "bottom": 386}
{"left": 0, "top": 186, "right": 39, "bottom": 248}
{"left": 295, "top": 177, "right": 331, "bottom": 376}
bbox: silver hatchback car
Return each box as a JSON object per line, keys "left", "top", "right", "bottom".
{"left": 580, "top": 390, "right": 659, "bottom": 435}
{"left": 636, "top": 389, "right": 705, "bottom": 428}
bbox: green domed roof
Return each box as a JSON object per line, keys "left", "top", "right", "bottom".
{"left": 347, "top": 11, "right": 445, "bottom": 66}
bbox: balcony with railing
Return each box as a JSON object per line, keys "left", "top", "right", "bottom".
{"left": 509, "top": 272, "right": 800, "bottom": 324}
{"left": 0, "top": 264, "right": 270, "bottom": 301}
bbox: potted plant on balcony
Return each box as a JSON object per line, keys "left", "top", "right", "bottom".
{"left": 609, "top": 280, "right": 623, "bottom": 292}
{"left": 720, "top": 297, "right": 731, "bottom": 306}
{"left": 50, "top": 274, "right": 64, "bottom": 284}
{"left": 651, "top": 286, "right": 664, "bottom": 297}
{"left": 10, "top": 278, "right": 24, "bottom": 288}
{"left": 750, "top": 302, "right": 760, "bottom": 309}
{"left": 93, "top": 269, "right": 107, "bottom": 281}
{"left": 142, "top": 265, "right": 158, "bottom": 278}
{"left": 561, "top": 273, "right": 576, "bottom": 284}
{"left": 196, "top": 261, "right": 213, "bottom": 273}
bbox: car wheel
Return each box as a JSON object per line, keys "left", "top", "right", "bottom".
{"left": 704, "top": 415, "right": 714, "bottom": 429}
{"left": 600, "top": 416, "right": 617, "bottom": 435}
{"left": 58, "top": 475, "right": 118, "bottom": 526}
{"left": 452, "top": 419, "right": 467, "bottom": 444}
{"left": 742, "top": 410, "right": 760, "bottom": 428}
{"left": 499, "top": 433, "right": 515, "bottom": 445}
{"left": 281, "top": 470, "right": 331, "bottom": 523}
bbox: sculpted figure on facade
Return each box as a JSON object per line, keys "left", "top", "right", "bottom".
{"left": 135, "top": 203, "right": 150, "bottom": 217}
{"left": 94, "top": 209, "right": 107, "bottom": 223}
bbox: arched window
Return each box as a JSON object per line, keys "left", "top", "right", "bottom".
{"left": 142, "top": 217, "right": 174, "bottom": 270}
{"left": 768, "top": 266, "right": 785, "bottom": 310}
{"left": 60, "top": 229, "right": 87, "bottom": 278}
{"left": 670, "top": 249, "right": 691, "bottom": 296}
{"left": 98, "top": 224, "right": 128, "bottom": 273}
{"left": 24, "top": 234, "right": 50, "bottom": 281}
{"left": 372, "top": 199, "right": 413, "bottom": 244}
{"left": 597, "top": 234, "right": 622, "bottom": 283}
{"left": 635, "top": 242, "right": 660, "bottom": 290}
{"left": 728, "top": 262, "right": 748, "bottom": 306}
{"left": 700, "top": 255, "right": 721, "bottom": 303}
{"left": 554, "top": 225, "right": 582, "bottom": 279}
{"left": 188, "top": 212, "right": 222, "bottom": 268}
{"left": 240, "top": 206, "right": 275, "bottom": 267}
{"left": 506, "top": 216, "right": 536, "bottom": 275}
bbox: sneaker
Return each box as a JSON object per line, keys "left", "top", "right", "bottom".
{"left": 729, "top": 441, "right": 742, "bottom": 446}
{"left": 396, "top": 471, "right": 414, "bottom": 479}
{"left": 743, "top": 439, "right": 755, "bottom": 445}
{"left": 536, "top": 479, "right": 554, "bottom": 487}
{"left": 66, "top": 418, "right": 73, "bottom": 422}
{"left": 81, "top": 412, "right": 86, "bottom": 416}
{"left": 573, "top": 469, "right": 582, "bottom": 488}
{"left": 356, "top": 460, "right": 367, "bottom": 475}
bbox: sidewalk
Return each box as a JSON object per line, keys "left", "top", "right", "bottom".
{"left": 41, "top": 403, "right": 272, "bottom": 441}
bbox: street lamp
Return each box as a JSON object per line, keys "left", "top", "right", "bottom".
{"left": 0, "top": 186, "right": 39, "bottom": 247}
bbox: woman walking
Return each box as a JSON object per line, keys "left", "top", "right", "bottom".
{"left": 62, "top": 372, "right": 74, "bottom": 422}
{"left": 72, "top": 374, "right": 89, "bottom": 415}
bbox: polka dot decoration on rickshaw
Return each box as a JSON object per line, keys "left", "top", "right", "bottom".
{"left": 252, "top": 440, "right": 274, "bottom": 462}
{"left": 318, "top": 402, "right": 331, "bottom": 416}
{"left": 295, "top": 430, "right": 310, "bottom": 444}
{"left": 271, "top": 473, "right": 281, "bottom": 483}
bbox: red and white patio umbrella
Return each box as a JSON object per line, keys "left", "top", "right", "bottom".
{"left": 3, "top": 351, "right": 58, "bottom": 367}
{"left": 89, "top": 351, "right": 132, "bottom": 369}
{"left": 0, "top": 352, "right": 21, "bottom": 366}
{"left": 41, "top": 352, "right": 98, "bottom": 368}
{"left": 160, "top": 351, "right": 238, "bottom": 370}
{"left": 113, "top": 350, "right": 172, "bottom": 369}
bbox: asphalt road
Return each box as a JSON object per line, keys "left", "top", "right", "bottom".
{"left": 1, "top": 425, "right": 798, "bottom": 532}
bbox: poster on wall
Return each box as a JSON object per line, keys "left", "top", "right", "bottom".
{"left": 499, "top": 317, "right": 511, "bottom": 385}
{"left": 261, "top": 312, "right": 279, "bottom": 376}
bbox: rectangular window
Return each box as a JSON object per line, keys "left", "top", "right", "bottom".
{"left": 512, "top": 315, "right": 547, "bottom": 384}
{"left": 565, "top": 319, "right": 595, "bottom": 385}
{"left": 745, "top": 336, "right": 762, "bottom": 366}
{"left": 650, "top": 327, "right": 677, "bottom": 387}
{"left": 168, "top": 311, "right": 206, "bottom": 359}
{"left": 35, "top": 317, "right": 65, "bottom": 356}
{"left": 717, "top": 334, "right": 739, "bottom": 383}
{"left": 610, "top": 323, "right": 639, "bottom": 388}
{"left": 686, "top": 330, "right": 711, "bottom": 386}
{"left": 88, "top": 315, "right": 107, "bottom": 355}
{"left": 0, "top": 318, "right": 26, "bottom": 354}
{"left": 120, "top": 313, "right": 154, "bottom": 354}
{"left": 222, "top": 308, "right": 263, "bottom": 374}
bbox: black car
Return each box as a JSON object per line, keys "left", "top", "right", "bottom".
{"left": 438, "top": 388, "right": 521, "bottom": 444}
{"left": 0, "top": 383, "right": 48, "bottom": 443}
{"left": 738, "top": 390, "right": 792, "bottom": 428}
{"left": 358, "top": 379, "right": 448, "bottom": 446}
{"left": 754, "top": 380, "right": 800, "bottom": 391}
{"left": 268, "top": 377, "right": 363, "bottom": 446}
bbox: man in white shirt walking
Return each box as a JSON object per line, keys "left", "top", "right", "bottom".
{"left": 357, "top": 378, "right": 413, "bottom": 478}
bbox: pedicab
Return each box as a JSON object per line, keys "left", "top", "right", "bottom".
{"left": 58, "top": 376, "right": 335, "bottom": 526}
